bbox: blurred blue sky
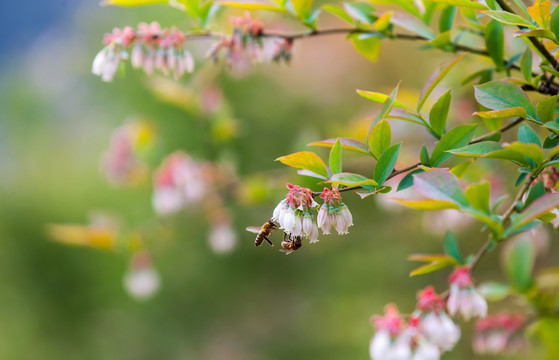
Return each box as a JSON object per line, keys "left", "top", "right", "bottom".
{"left": 0, "top": 0, "right": 83, "bottom": 64}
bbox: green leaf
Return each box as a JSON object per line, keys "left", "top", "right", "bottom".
{"left": 478, "top": 282, "right": 510, "bottom": 301}
{"left": 418, "top": 53, "right": 467, "bottom": 111}
{"left": 544, "top": 134, "right": 559, "bottom": 148}
{"left": 544, "top": 122, "right": 559, "bottom": 135}
{"left": 428, "top": 31, "right": 452, "bottom": 50}
{"left": 527, "top": 0, "right": 551, "bottom": 30}
{"left": 520, "top": 47, "right": 533, "bottom": 83}
{"left": 448, "top": 141, "right": 504, "bottom": 157}
{"left": 291, "top": 0, "right": 313, "bottom": 18}
{"left": 430, "top": 124, "right": 478, "bottom": 166}
{"left": 429, "top": 89, "right": 451, "bottom": 137}
{"left": 276, "top": 151, "right": 328, "bottom": 177}
{"left": 474, "top": 107, "right": 527, "bottom": 119}
{"left": 343, "top": 2, "right": 376, "bottom": 23}
{"left": 413, "top": 169, "right": 468, "bottom": 206}
{"left": 369, "top": 120, "right": 392, "bottom": 159}
{"left": 510, "top": 192, "right": 559, "bottom": 230}
{"left": 518, "top": 124, "right": 541, "bottom": 146}
{"left": 420, "top": 145, "right": 430, "bottom": 166}
{"left": 439, "top": 5, "right": 457, "bottom": 32}
{"left": 374, "top": 143, "right": 401, "bottom": 186}
{"left": 485, "top": 20, "right": 505, "bottom": 71}
{"left": 482, "top": 10, "right": 538, "bottom": 28}
{"left": 455, "top": 142, "right": 543, "bottom": 166}
{"left": 409, "top": 259, "right": 456, "bottom": 276}
{"left": 390, "top": 12, "right": 436, "bottom": 40}
{"left": 450, "top": 160, "right": 473, "bottom": 178}
{"left": 308, "top": 137, "right": 371, "bottom": 155}
{"left": 536, "top": 95, "right": 558, "bottom": 124}
{"left": 351, "top": 34, "right": 381, "bottom": 62}
{"left": 541, "top": 64, "right": 559, "bottom": 78}
{"left": 356, "top": 90, "right": 407, "bottom": 109}
{"left": 444, "top": 231, "right": 464, "bottom": 264}
{"left": 408, "top": 253, "right": 459, "bottom": 277}
{"left": 505, "top": 237, "right": 535, "bottom": 292}
{"left": 534, "top": 318, "right": 559, "bottom": 359}
{"left": 327, "top": 172, "right": 378, "bottom": 187}
{"left": 329, "top": 138, "right": 342, "bottom": 175}
{"left": 397, "top": 169, "right": 424, "bottom": 191}
{"left": 368, "top": 85, "right": 399, "bottom": 136}
{"left": 474, "top": 80, "right": 537, "bottom": 121}
{"left": 368, "top": 0, "right": 421, "bottom": 17}
{"left": 374, "top": 11, "right": 393, "bottom": 31}
{"left": 322, "top": 4, "right": 355, "bottom": 24}
{"left": 525, "top": 181, "right": 545, "bottom": 208}
{"left": 424, "top": 0, "right": 488, "bottom": 10}
{"left": 465, "top": 182, "right": 491, "bottom": 213}
{"left": 551, "top": 5, "right": 559, "bottom": 41}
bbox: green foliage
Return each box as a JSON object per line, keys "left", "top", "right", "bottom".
{"left": 373, "top": 143, "right": 401, "bottom": 186}
{"left": 474, "top": 81, "right": 537, "bottom": 121}
{"left": 430, "top": 124, "right": 477, "bottom": 166}
{"left": 444, "top": 231, "right": 464, "bottom": 264}
{"left": 329, "top": 138, "right": 342, "bottom": 174}
{"left": 504, "top": 237, "right": 535, "bottom": 292}
{"left": 428, "top": 89, "right": 451, "bottom": 138}
{"left": 369, "top": 120, "right": 391, "bottom": 159}
{"left": 417, "top": 53, "right": 466, "bottom": 111}
{"left": 485, "top": 20, "right": 505, "bottom": 71}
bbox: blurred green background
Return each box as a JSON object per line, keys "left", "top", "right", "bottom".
{"left": 0, "top": 1, "right": 553, "bottom": 359}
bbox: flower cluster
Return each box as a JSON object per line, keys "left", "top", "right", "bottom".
{"left": 536, "top": 166, "right": 559, "bottom": 192}
{"left": 447, "top": 267, "right": 488, "bottom": 320}
{"left": 369, "top": 286, "right": 461, "bottom": 360}
{"left": 473, "top": 313, "right": 526, "bottom": 355}
{"left": 415, "top": 287, "right": 461, "bottom": 351}
{"left": 370, "top": 305, "right": 443, "bottom": 360}
{"left": 272, "top": 184, "right": 319, "bottom": 242}
{"left": 206, "top": 13, "right": 292, "bottom": 71}
{"left": 92, "top": 22, "right": 194, "bottom": 82}
{"left": 152, "top": 151, "right": 209, "bottom": 215}
{"left": 317, "top": 188, "right": 353, "bottom": 235}
{"left": 101, "top": 120, "right": 155, "bottom": 185}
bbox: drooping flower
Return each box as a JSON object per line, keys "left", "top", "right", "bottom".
{"left": 415, "top": 286, "right": 461, "bottom": 352}
{"left": 473, "top": 313, "right": 526, "bottom": 355}
{"left": 123, "top": 251, "right": 161, "bottom": 300}
{"left": 447, "top": 267, "right": 488, "bottom": 321}
{"left": 370, "top": 305, "right": 443, "bottom": 360}
{"left": 272, "top": 184, "right": 319, "bottom": 242}
{"left": 318, "top": 188, "right": 353, "bottom": 235}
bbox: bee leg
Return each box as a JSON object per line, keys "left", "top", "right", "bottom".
{"left": 263, "top": 235, "right": 273, "bottom": 246}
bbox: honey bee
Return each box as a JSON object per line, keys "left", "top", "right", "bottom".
{"left": 280, "top": 233, "right": 302, "bottom": 255}
{"left": 246, "top": 220, "right": 277, "bottom": 247}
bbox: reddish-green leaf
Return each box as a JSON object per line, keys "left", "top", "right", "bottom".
{"left": 391, "top": 198, "right": 460, "bottom": 210}
{"left": 276, "top": 151, "right": 328, "bottom": 177}
{"left": 475, "top": 107, "right": 527, "bottom": 119}
{"left": 418, "top": 53, "right": 467, "bottom": 111}
{"left": 413, "top": 169, "right": 468, "bottom": 206}
{"left": 510, "top": 192, "right": 559, "bottom": 230}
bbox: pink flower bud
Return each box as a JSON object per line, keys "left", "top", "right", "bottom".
{"left": 302, "top": 213, "right": 313, "bottom": 235}
{"left": 130, "top": 44, "right": 144, "bottom": 69}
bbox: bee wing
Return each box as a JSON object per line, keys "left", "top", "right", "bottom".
{"left": 280, "top": 249, "right": 293, "bottom": 255}
{"left": 246, "top": 226, "right": 261, "bottom": 234}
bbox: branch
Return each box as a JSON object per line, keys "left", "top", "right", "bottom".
{"left": 469, "top": 117, "right": 524, "bottom": 144}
